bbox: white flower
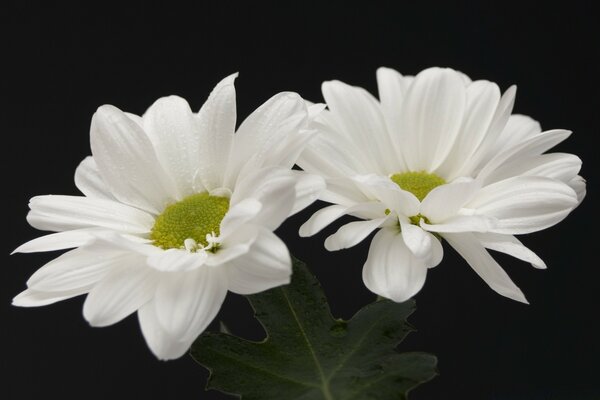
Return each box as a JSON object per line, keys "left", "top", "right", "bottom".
{"left": 12, "top": 73, "right": 325, "bottom": 360}
{"left": 298, "top": 67, "right": 584, "bottom": 304}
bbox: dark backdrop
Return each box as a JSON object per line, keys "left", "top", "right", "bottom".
{"left": 2, "top": 2, "right": 598, "bottom": 399}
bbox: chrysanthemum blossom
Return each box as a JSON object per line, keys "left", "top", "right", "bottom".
{"left": 13, "top": 73, "right": 325, "bottom": 360}
{"left": 298, "top": 67, "right": 584, "bottom": 304}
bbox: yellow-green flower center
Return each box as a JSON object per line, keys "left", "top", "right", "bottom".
{"left": 390, "top": 171, "right": 446, "bottom": 201}
{"left": 150, "top": 193, "right": 230, "bottom": 250}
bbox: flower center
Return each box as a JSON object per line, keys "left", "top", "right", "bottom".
{"left": 150, "top": 193, "right": 230, "bottom": 250}
{"left": 390, "top": 171, "right": 446, "bottom": 201}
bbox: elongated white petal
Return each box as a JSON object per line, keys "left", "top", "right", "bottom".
{"left": 376, "top": 67, "right": 412, "bottom": 160}
{"left": 495, "top": 114, "right": 542, "bottom": 151}
{"left": 219, "top": 198, "right": 262, "bottom": 235}
{"left": 299, "top": 204, "right": 348, "bottom": 237}
{"left": 483, "top": 153, "right": 582, "bottom": 185}
{"left": 147, "top": 249, "right": 208, "bottom": 272}
{"left": 27, "top": 195, "right": 154, "bottom": 234}
{"left": 206, "top": 225, "right": 258, "bottom": 266}
{"left": 26, "top": 247, "right": 133, "bottom": 292}
{"left": 225, "top": 92, "right": 306, "bottom": 187}
{"left": 230, "top": 168, "right": 296, "bottom": 231}
{"left": 154, "top": 266, "right": 227, "bottom": 342}
{"left": 478, "top": 129, "right": 572, "bottom": 182}
{"left": 299, "top": 201, "right": 388, "bottom": 238}
{"left": 420, "top": 215, "right": 496, "bottom": 233}
{"left": 467, "top": 176, "right": 578, "bottom": 234}
{"left": 13, "top": 288, "right": 88, "bottom": 307}
{"left": 444, "top": 232, "right": 528, "bottom": 303}
{"left": 227, "top": 228, "right": 291, "bottom": 295}
{"left": 74, "top": 156, "right": 115, "bottom": 200}
{"left": 324, "top": 217, "right": 387, "bottom": 251}
{"left": 142, "top": 95, "right": 202, "bottom": 197}
{"left": 456, "top": 86, "right": 517, "bottom": 176}
{"left": 289, "top": 171, "right": 326, "bottom": 215}
{"left": 399, "top": 67, "right": 466, "bottom": 171}
{"left": 569, "top": 175, "right": 586, "bottom": 203}
{"left": 322, "top": 80, "right": 396, "bottom": 173}
{"left": 83, "top": 264, "right": 157, "bottom": 327}
{"left": 138, "top": 300, "right": 190, "bottom": 361}
{"left": 400, "top": 221, "right": 434, "bottom": 260}
{"left": 195, "top": 73, "right": 238, "bottom": 191}
{"left": 420, "top": 180, "right": 480, "bottom": 222}
{"left": 90, "top": 105, "right": 177, "bottom": 213}
{"left": 440, "top": 80, "right": 500, "bottom": 179}
{"left": 12, "top": 228, "right": 101, "bottom": 254}
{"left": 362, "top": 228, "right": 428, "bottom": 302}
{"left": 319, "top": 177, "right": 371, "bottom": 206}
{"left": 260, "top": 129, "right": 318, "bottom": 170}
{"left": 474, "top": 232, "right": 546, "bottom": 269}
{"left": 298, "top": 129, "right": 368, "bottom": 180}
{"left": 352, "top": 174, "right": 420, "bottom": 217}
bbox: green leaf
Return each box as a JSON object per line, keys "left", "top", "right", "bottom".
{"left": 191, "top": 258, "right": 437, "bottom": 399}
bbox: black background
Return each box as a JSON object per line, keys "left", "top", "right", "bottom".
{"left": 2, "top": 2, "right": 598, "bottom": 399}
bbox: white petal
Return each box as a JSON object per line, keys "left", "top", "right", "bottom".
{"left": 225, "top": 92, "right": 306, "bottom": 187}
{"left": 230, "top": 168, "right": 296, "bottom": 231}
{"left": 138, "top": 300, "right": 190, "bottom": 360}
{"left": 376, "top": 67, "right": 412, "bottom": 159}
{"left": 154, "top": 266, "right": 227, "bottom": 342}
{"left": 362, "top": 228, "right": 428, "bottom": 302}
{"left": 421, "top": 215, "right": 496, "bottom": 233}
{"left": 319, "top": 177, "right": 371, "bottom": 206}
{"left": 456, "top": 86, "right": 517, "bottom": 177}
{"left": 83, "top": 264, "right": 157, "bottom": 327}
{"left": 398, "top": 67, "right": 466, "bottom": 171}
{"left": 420, "top": 180, "right": 481, "bottom": 222}
{"left": 299, "top": 204, "right": 348, "bottom": 237}
{"left": 219, "top": 198, "right": 262, "bottom": 236}
{"left": 90, "top": 105, "right": 178, "bottom": 213}
{"left": 569, "top": 175, "right": 586, "bottom": 203}
{"left": 289, "top": 171, "right": 326, "bottom": 215}
{"left": 444, "top": 232, "right": 528, "bottom": 303}
{"left": 142, "top": 95, "right": 202, "bottom": 197}
{"left": 74, "top": 156, "right": 115, "bottom": 200}
{"left": 12, "top": 228, "right": 100, "bottom": 254}
{"left": 352, "top": 174, "right": 420, "bottom": 216}
{"left": 495, "top": 114, "right": 542, "bottom": 151}
{"left": 13, "top": 288, "right": 87, "bottom": 307}
{"left": 307, "top": 102, "right": 326, "bottom": 119}
{"left": 26, "top": 195, "right": 155, "bottom": 234}
{"left": 206, "top": 225, "right": 258, "bottom": 266}
{"left": 26, "top": 247, "right": 132, "bottom": 292}
{"left": 482, "top": 153, "right": 582, "bottom": 185}
{"left": 259, "top": 129, "right": 318, "bottom": 170}
{"left": 439, "top": 80, "right": 500, "bottom": 179}
{"left": 299, "top": 201, "right": 388, "bottom": 237}
{"left": 195, "top": 73, "right": 238, "bottom": 191}
{"left": 474, "top": 233, "right": 546, "bottom": 269}
{"left": 322, "top": 80, "right": 396, "bottom": 173}
{"left": 324, "top": 217, "right": 387, "bottom": 251}
{"left": 467, "top": 176, "right": 578, "bottom": 234}
{"left": 227, "top": 228, "right": 292, "bottom": 295}
{"left": 297, "top": 127, "right": 367, "bottom": 180}
{"left": 400, "top": 221, "right": 433, "bottom": 260}
{"left": 478, "top": 129, "right": 572, "bottom": 182}
{"left": 147, "top": 249, "right": 208, "bottom": 272}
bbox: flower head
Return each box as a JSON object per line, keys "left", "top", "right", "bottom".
{"left": 13, "top": 73, "right": 325, "bottom": 360}
{"left": 299, "top": 67, "right": 584, "bottom": 304}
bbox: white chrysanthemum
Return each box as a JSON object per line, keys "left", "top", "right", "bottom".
{"left": 298, "top": 67, "right": 585, "bottom": 304}
{"left": 13, "top": 73, "right": 325, "bottom": 360}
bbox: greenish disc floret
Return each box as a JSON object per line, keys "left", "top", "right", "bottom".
{"left": 390, "top": 171, "right": 446, "bottom": 202}
{"left": 151, "top": 193, "right": 230, "bottom": 250}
